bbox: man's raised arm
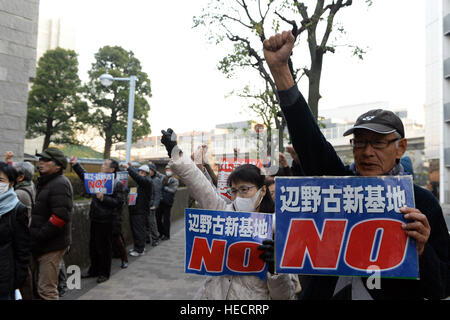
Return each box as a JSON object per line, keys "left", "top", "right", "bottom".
{"left": 263, "top": 30, "right": 295, "bottom": 91}
{"left": 264, "top": 30, "right": 347, "bottom": 176}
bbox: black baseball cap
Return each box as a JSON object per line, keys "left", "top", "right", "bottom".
{"left": 343, "top": 109, "right": 405, "bottom": 138}
{"left": 36, "top": 147, "right": 68, "bottom": 169}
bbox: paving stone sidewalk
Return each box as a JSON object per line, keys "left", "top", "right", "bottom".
{"left": 64, "top": 219, "right": 205, "bottom": 300}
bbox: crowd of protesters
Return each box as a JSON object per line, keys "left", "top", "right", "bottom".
{"left": 1, "top": 29, "right": 449, "bottom": 301}
{"left": 0, "top": 147, "right": 178, "bottom": 300}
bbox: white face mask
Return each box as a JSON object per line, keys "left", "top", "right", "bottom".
{"left": 166, "top": 171, "right": 173, "bottom": 177}
{"left": 0, "top": 182, "right": 10, "bottom": 195}
{"left": 233, "top": 188, "right": 263, "bottom": 212}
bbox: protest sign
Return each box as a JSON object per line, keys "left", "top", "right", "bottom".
{"left": 128, "top": 187, "right": 137, "bottom": 206}
{"left": 275, "top": 176, "right": 419, "bottom": 279}
{"left": 83, "top": 173, "right": 115, "bottom": 195}
{"left": 116, "top": 171, "right": 128, "bottom": 189}
{"left": 217, "top": 158, "right": 263, "bottom": 199}
{"left": 185, "top": 208, "right": 273, "bottom": 280}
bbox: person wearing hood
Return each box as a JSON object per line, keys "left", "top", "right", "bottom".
{"left": 0, "top": 162, "right": 30, "bottom": 300}
{"left": 121, "top": 163, "right": 153, "bottom": 256}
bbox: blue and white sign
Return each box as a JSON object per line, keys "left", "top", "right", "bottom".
{"left": 84, "top": 172, "right": 115, "bottom": 195}
{"left": 185, "top": 208, "right": 273, "bottom": 280}
{"left": 275, "top": 176, "right": 419, "bottom": 279}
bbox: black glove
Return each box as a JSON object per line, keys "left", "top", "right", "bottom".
{"left": 258, "top": 239, "right": 275, "bottom": 274}
{"left": 161, "top": 128, "right": 178, "bottom": 157}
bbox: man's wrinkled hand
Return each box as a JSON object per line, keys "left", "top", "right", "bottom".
{"left": 400, "top": 207, "right": 431, "bottom": 256}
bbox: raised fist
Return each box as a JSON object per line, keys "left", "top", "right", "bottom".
{"left": 263, "top": 30, "right": 295, "bottom": 71}
{"left": 69, "top": 156, "right": 78, "bottom": 165}
{"left": 5, "top": 151, "right": 13, "bottom": 162}
{"left": 161, "top": 128, "right": 178, "bottom": 158}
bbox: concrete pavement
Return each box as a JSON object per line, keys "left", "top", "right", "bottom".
{"left": 62, "top": 218, "right": 205, "bottom": 300}
{"left": 61, "top": 207, "right": 450, "bottom": 301}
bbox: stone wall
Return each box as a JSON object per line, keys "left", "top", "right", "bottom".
{"left": 0, "top": 0, "right": 40, "bottom": 160}
{"left": 64, "top": 187, "right": 190, "bottom": 269}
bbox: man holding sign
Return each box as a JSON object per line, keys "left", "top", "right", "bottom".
{"left": 263, "top": 31, "right": 449, "bottom": 300}
{"left": 70, "top": 157, "right": 125, "bottom": 283}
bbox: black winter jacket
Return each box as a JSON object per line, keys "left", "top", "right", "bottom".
{"left": 161, "top": 176, "right": 179, "bottom": 206}
{"left": 30, "top": 172, "right": 73, "bottom": 256}
{"left": 127, "top": 167, "right": 152, "bottom": 216}
{"left": 0, "top": 202, "right": 30, "bottom": 296}
{"left": 72, "top": 163, "right": 125, "bottom": 224}
{"left": 280, "top": 84, "right": 450, "bottom": 300}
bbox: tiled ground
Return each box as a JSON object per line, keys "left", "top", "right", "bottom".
{"left": 65, "top": 219, "right": 205, "bottom": 300}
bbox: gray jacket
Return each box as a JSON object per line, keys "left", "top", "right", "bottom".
{"left": 150, "top": 174, "right": 162, "bottom": 209}
{"left": 161, "top": 175, "right": 179, "bottom": 206}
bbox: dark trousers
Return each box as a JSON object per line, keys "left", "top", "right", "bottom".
{"left": 145, "top": 209, "right": 160, "bottom": 244}
{"left": 88, "top": 221, "right": 113, "bottom": 278}
{"left": 156, "top": 202, "right": 172, "bottom": 238}
{"left": 112, "top": 233, "right": 128, "bottom": 262}
{"left": 129, "top": 214, "right": 147, "bottom": 253}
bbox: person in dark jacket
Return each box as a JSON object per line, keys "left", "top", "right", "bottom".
{"left": 30, "top": 148, "right": 72, "bottom": 300}
{"left": 147, "top": 163, "right": 161, "bottom": 247}
{"left": 156, "top": 165, "right": 179, "bottom": 241}
{"left": 112, "top": 170, "right": 129, "bottom": 269}
{"left": 0, "top": 162, "right": 30, "bottom": 300}
{"left": 121, "top": 163, "right": 153, "bottom": 256}
{"left": 4, "top": 152, "right": 36, "bottom": 300}
{"left": 263, "top": 30, "right": 450, "bottom": 300}
{"left": 70, "top": 156, "right": 125, "bottom": 283}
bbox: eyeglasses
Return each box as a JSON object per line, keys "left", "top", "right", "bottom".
{"left": 39, "top": 157, "right": 53, "bottom": 162}
{"left": 229, "top": 185, "right": 257, "bottom": 195}
{"left": 350, "top": 138, "right": 400, "bottom": 150}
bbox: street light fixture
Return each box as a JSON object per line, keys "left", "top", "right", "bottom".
{"left": 99, "top": 73, "right": 137, "bottom": 163}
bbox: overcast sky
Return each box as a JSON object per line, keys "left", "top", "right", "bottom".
{"left": 39, "top": 0, "right": 426, "bottom": 136}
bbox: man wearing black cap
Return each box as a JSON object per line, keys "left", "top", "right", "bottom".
{"left": 263, "top": 31, "right": 449, "bottom": 300}
{"left": 30, "top": 147, "right": 73, "bottom": 300}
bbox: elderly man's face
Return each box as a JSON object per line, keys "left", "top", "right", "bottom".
{"left": 352, "top": 130, "right": 407, "bottom": 176}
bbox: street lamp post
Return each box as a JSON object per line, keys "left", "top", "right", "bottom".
{"left": 99, "top": 73, "right": 137, "bottom": 163}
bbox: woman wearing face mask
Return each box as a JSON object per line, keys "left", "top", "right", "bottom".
{"left": 0, "top": 162, "right": 31, "bottom": 300}
{"left": 161, "top": 129, "right": 298, "bottom": 300}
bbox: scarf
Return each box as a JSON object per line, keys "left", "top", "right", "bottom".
{"left": 348, "top": 162, "right": 405, "bottom": 176}
{"left": 15, "top": 180, "right": 32, "bottom": 190}
{"left": 0, "top": 187, "right": 19, "bottom": 216}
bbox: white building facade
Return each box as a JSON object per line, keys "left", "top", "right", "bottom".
{"left": 425, "top": 0, "right": 450, "bottom": 203}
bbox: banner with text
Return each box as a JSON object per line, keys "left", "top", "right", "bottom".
{"left": 185, "top": 208, "right": 273, "bottom": 280}
{"left": 217, "top": 158, "right": 263, "bottom": 199}
{"left": 84, "top": 173, "right": 115, "bottom": 195}
{"left": 117, "top": 171, "right": 128, "bottom": 190}
{"left": 275, "top": 176, "right": 418, "bottom": 279}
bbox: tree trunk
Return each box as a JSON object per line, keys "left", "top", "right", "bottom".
{"left": 307, "top": 51, "right": 324, "bottom": 120}
{"left": 42, "top": 134, "right": 51, "bottom": 152}
{"left": 103, "top": 135, "right": 112, "bottom": 159}
{"left": 43, "top": 118, "right": 53, "bottom": 151}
